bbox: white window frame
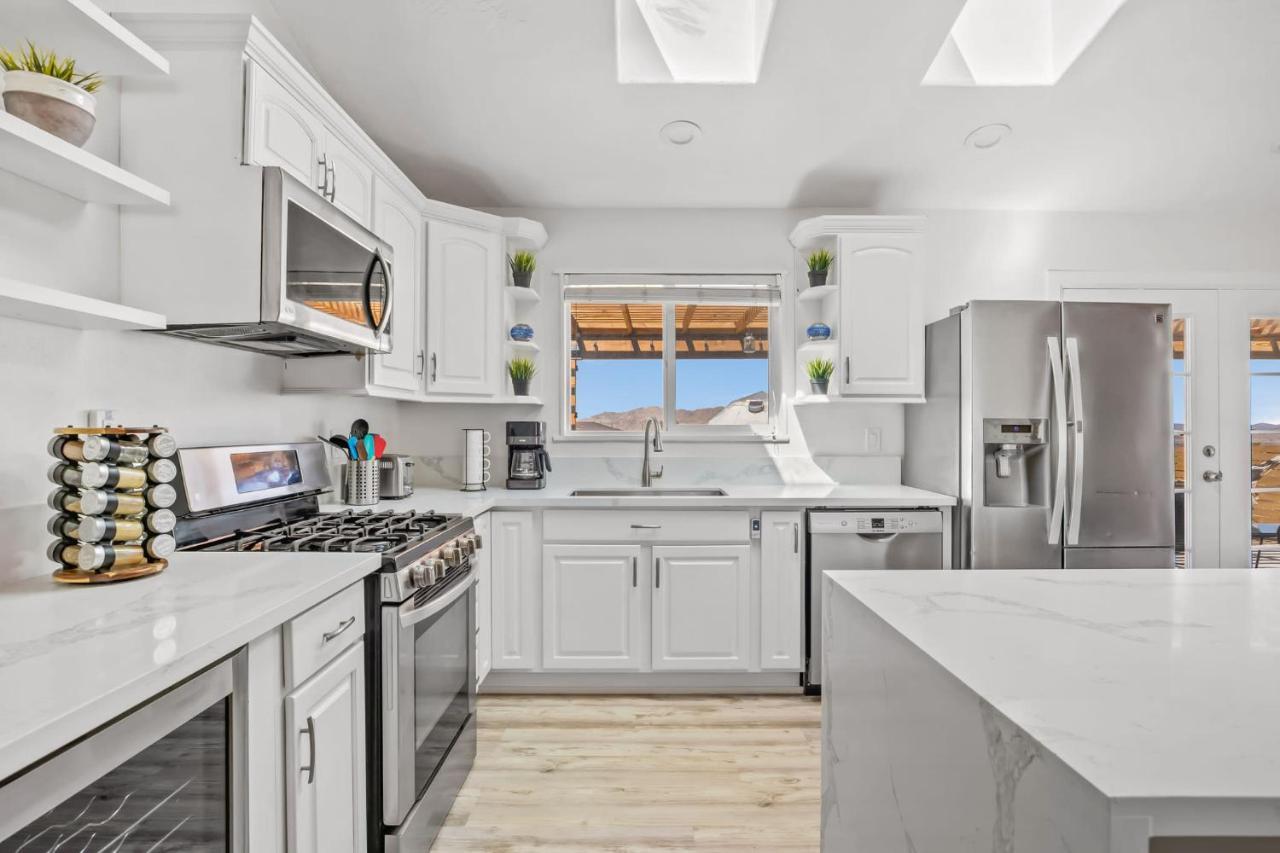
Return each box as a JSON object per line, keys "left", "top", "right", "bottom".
{"left": 557, "top": 272, "right": 785, "bottom": 443}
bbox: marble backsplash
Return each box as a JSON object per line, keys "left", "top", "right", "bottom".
{"left": 409, "top": 453, "right": 902, "bottom": 489}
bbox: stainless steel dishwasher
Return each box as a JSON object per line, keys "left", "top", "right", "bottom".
{"left": 805, "top": 509, "right": 945, "bottom": 691}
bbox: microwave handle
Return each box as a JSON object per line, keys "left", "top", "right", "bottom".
{"left": 363, "top": 250, "right": 394, "bottom": 337}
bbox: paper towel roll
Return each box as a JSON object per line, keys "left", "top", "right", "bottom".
{"left": 462, "top": 429, "right": 491, "bottom": 491}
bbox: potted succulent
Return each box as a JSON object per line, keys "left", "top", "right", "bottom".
{"left": 806, "top": 249, "right": 833, "bottom": 288}
{"left": 0, "top": 42, "right": 102, "bottom": 147}
{"left": 509, "top": 250, "right": 536, "bottom": 288}
{"left": 508, "top": 357, "right": 536, "bottom": 396}
{"left": 806, "top": 358, "right": 835, "bottom": 395}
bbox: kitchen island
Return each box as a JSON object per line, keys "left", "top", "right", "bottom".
{"left": 821, "top": 569, "right": 1280, "bottom": 853}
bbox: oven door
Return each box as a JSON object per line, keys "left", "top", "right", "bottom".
{"left": 382, "top": 568, "right": 476, "bottom": 826}
{"left": 262, "top": 167, "right": 393, "bottom": 354}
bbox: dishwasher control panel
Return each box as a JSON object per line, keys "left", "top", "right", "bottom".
{"left": 807, "top": 510, "right": 945, "bottom": 535}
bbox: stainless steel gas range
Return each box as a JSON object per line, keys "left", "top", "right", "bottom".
{"left": 172, "top": 441, "right": 478, "bottom": 852}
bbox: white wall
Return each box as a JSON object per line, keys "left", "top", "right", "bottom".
{"left": 396, "top": 207, "right": 1280, "bottom": 476}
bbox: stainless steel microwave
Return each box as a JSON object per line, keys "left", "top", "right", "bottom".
{"left": 160, "top": 167, "right": 394, "bottom": 357}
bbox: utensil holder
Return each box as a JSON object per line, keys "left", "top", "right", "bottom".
{"left": 344, "top": 460, "right": 381, "bottom": 506}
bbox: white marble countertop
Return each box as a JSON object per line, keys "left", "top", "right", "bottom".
{"left": 320, "top": 482, "right": 955, "bottom": 515}
{"left": 827, "top": 568, "right": 1280, "bottom": 800}
{"left": 0, "top": 551, "right": 380, "bottom": 781}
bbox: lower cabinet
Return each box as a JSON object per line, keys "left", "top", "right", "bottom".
{"left": 490, "top": 511, "right": 539, "bottom": 670}
{"left": 759, "top": 512, "right": 805, "bottom": 670}
{"left": 651, "top": 545, "right": 752, "bottom": 671}
{"left": 542, "top": 544, "right": 644, "bottom": 670}
{"left": 283, "top": 641, "right": 366, "bottom": 853}
{"left": 474, "top": 512, "right": 493, "bottom": 688}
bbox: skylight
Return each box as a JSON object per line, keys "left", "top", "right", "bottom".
{"left": 923, "top": 0, "right": 1129, "bottom": 86}
{"left": 616, "top": 0, "right": 776, "bottom": 84}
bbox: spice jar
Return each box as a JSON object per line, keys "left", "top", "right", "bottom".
{"left": 48, "top": 488, "right": 148, "bottom": 517}
{"left": 48, "top": 462, "right": 147, "bottom": 491}
{"left": 144, "top": 483, "right": 178, "bottom": 509}
{"left": 145, "top": 458, "right": 178, "bottom": 484}
{"left": 48, "top": 436, "right": 150, "bottom": 466}
{"left": 76, "top": 535, "right": 176, "bottom": 571}
{"left": 49, "top": 515, "right": 146, "bottom": 544}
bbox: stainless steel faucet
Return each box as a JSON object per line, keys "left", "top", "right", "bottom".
{"left": 641, "top": 417, "right": 664, "bottom": 487}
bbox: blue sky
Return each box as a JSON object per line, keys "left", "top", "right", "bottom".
{"left": 576, "top": 359, "right": 767, "bottom": 417}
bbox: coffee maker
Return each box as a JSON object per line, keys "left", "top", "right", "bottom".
{"left": 506, "top": 421, "right": 550, "bottom": 490}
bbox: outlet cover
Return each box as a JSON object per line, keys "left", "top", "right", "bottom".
{"left": 864, "top": 427, "right": 882, "bottom": 454}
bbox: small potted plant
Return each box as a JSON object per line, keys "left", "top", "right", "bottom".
{"left": 806, "top": 358, "right": 834, "bottom": 395}
{"left": 806, "top": 249, "right": 833, "bottom": 288}
{"left": 509, "top": 251, "right": 536, "bottom": 288}
{"left": 508, "top": 357, "right": 537, "bottom": 396}
{"left": 0, "top": 42, "right": 102, "bottom": 147}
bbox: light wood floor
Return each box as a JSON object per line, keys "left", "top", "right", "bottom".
{"left": 433, "top": 694, "right": 822, "bottom": 852}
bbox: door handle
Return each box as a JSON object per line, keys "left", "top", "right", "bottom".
{"left": 416, "top": 350, "right": 425, "bottom": 376}
{"left": 317, "top": 154, "right": 328, "bottom": 195}
{"left": 1047, "top": 337, "right": 1067, "bottom": 546}
{"left": 630, "top": 523, "right": 661, "bottom": 529}
{"left": 632, "top": 555, "right": 637, "bottom": 588}
{"left": 300, "top": 716, "right": 316, "bottom": 784}
{"left": 1065, "top": 337, "right": 1085, "bottom": 546}
{"left": 328, "top": 160, "right": 336, "bottom": 200}
{"left": 322, "top": 616, "right": 356, "bottom": 643}
{"left": 430, "top": 353, "right": 437, "bottom": 382}
{"left": 655, "top": 557, "right": 661, "bottom": 589}
{"left": 1203, "top": 470, "right": 1223, "bottom": 483}
{"left": 793, "top": 523, "right": 799, "bottom": 554}
{"left": 844, "top": 356, "right": 851, "bottom": 386}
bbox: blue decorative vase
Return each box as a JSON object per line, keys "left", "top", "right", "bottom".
{"left": 806, "top": 322, "right": 831, "bottom": 341}
{"left": 510, "top": 324, "right": 534, "bottom": 342}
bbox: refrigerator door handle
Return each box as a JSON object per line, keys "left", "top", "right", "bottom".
{"left": 1065, "top": 336, "right": 1085, "bottom": 546}
{"left": 1047, "top": 337, "right": 1067, "bottom": 546}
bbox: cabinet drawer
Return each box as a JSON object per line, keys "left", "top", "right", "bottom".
{"left": 285, "top": 583, "right": 365, "bottom": 688}
{"left": 543, "top": 510, "right": 750, "bottom": 544}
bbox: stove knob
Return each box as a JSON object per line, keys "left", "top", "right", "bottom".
{"left": 472, "top": 533, "right": 483, "bottom": 550}
{"left": 441, "top": 546, "right": 462, "bottom": 567}
{"left": 460, "top": 537, "right": 476, "bottom": 556}
{"left": 411, "top": 559, "right": 446, "bottom": 588}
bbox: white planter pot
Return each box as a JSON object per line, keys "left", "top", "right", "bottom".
{"left": 1, "top": 70, "right": 98, "bottom": 146}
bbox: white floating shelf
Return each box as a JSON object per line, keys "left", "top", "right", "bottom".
{"left": 494, "top": 395, "right": 543, "bottom": 406}
{"left": 0, "top": 112, "right": 170, "bottom": 205}
{"left": 502, "top": 217, "right": 548, "bottom": 250}
{"left": 0, "top": 277, "right": 165, "bottom": 330}
{"left": 798, "top": 339, "right": 836, "bottom": 350}
{"left": 797, "top": 285, "right": 837, "bottom": 305}
{"left": 507, "top": 339, "right": 541, "bottom": 353}
{"left": 507, "top": 287, "right": 541, "bottom": 305}
{"left": 1, "top": 0, "right": 169, "bottom": 76}
{"left": 793, "top": 393, "right": 926, "bottom": 406}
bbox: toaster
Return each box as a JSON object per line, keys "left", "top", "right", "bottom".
{"left": 377, "top": 454, "right": 415, "bottom": 499}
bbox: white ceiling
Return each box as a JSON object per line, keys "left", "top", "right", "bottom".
{"left": 268, "top": 0, "right": 1280, "bottom": 211}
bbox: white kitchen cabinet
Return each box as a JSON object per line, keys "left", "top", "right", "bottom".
{"left": 474, "top": 513, "right": 493, "bottom": 688}
{"left": 542, "top": 544, "right": 645, "bottom": 671}
{"left": 837, "top": 227, "right": 924, "bottom": 398}
{"left": 284, "top": 641, "right": 366, "bottom": 853}
{"left": 245, "top": 61, "right": 324, "bottom": 191}
{"left": 425, "top": 219, "right": 502, "bottom": 397}
{"left": 651, "top": 545, "right": 752, "bottom": 671}
{"left": 369, "top": 178, "right": 424, "bottom": 393}
{"left": 759, "top": 512, "right": 805, "bottom": 670}
{"left": 323, "top": 127, "right": 374, "bottom": 227}
{"left": 490, "top": 511, "right": 539, "bottom": 669}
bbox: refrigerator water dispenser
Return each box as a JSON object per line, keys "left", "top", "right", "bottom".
{"left": 982, "top": 418, "right": 1048, "bottom": 507}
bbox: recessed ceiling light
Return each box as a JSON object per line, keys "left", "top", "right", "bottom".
{"left": 660, "top": 120, "right": 702, "bottom": 145}
{"left": 964, "top": 123, "right": 1011, "bottom": 149}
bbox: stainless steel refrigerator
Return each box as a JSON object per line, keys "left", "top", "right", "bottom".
{"left": 905, "top": 300, "right": 1175, "bottom": 569}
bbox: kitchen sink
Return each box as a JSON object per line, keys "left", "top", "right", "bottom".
{"left": 569, "top": 488, "right": 728, "bottom": 497}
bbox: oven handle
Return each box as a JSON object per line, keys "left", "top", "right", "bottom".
{"left": 398, "top": 571, "right": 476, "bottom": 629}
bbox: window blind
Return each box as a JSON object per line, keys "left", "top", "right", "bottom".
{"left": 562, "top": 273, "right": 782, "bottom": 305}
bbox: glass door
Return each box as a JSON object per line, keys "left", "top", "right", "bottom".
{"left": 1066, "top": 289, "right": 1220, "bottom": 567}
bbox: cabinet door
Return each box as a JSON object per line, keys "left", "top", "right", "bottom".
{"left": 542, "top": 544, "right": 644, "bottom": 670}
{"left": 490, "top": 511, "right": 538, "bottom": 669}
{"left": 245, "top": 62, "right": 324, "bottom": 192}
{"left": 651, "top": 545, "right": 751, "bottom": 671}
{"left": 370, "top": 179, "right": 423, "bottom": 393}
{"left": 324, "top": 129, "right": 374, "bottom": 228}
{"left": 474, "top": 513, "right": 493, "bottom": 688}
{"left": 838, "top": 231, "right": 924, "bottom": 398}
{"left": 425, "top": 220, "right": 501, "bottom": 396}
{"left": 759, "top": 512, "right": 804, "bottom": 670}
{"left": 284, "top": 642, "right": 366, "bottom": 853}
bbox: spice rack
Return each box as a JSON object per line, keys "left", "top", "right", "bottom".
{"left": 47, "top": 425, "right": 178, "bottom": 584}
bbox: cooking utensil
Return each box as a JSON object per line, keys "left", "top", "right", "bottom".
{"left": 373, "top": 434, "right": 387, "bottom": 459}
{"left": 318, "top": 434, "right": 351, "bottom": 457}
{"left": 348, "top": 436, "right": 359, "bottom": 460}
{"left": 364, "top": 434, "right": 375, "bottom": 461}
{"left": 351, "top": 418, "right": 369, "bottom": 440}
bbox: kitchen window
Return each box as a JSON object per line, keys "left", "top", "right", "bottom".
{"left": 561, "top": 274, "right": 781, "bottom": 439}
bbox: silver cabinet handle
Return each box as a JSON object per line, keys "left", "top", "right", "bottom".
{"left": 793, "top": 523, "right": 799, "bottom": 554}
{"left": 1203, "top": 470, "right": 1223, "bottom": 483}
{"left": 655, "top": 557, "right": 661, "bottom": 588}
{"left": 300, "top": 716, "right": 316, "bottom": 784}
{"left": 322, "top": 616, "right": 356, "bottom": 643}
{"left": 632, "top": 555, "right": 638, "bottom": 588}
{"left": 328, "top": 160, "right": 336, "bottom": 200}
{"left": 630, "top": 523, "right": 661, "bottom": 529}
{"left": 416, "top": 350, "right": 425, "bottom": 376}
{"left": 317, "top": 154, "right": 328, "bottom": 195}
{"left": 844, "top": 356, "right": 851, "bottom": 386}
{"left": 430, "top": 353, "right": 437, "bottom": 382}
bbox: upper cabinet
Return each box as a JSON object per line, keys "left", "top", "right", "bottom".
{"left": 790, "top": 216, "right": 926, "bottom": 402}
{"left": 322, "top": 128, "right": 374, "bottom": 228}
{"left": 425, "top": 219, "right": 502, "bottom": 397}
{"left": 369, "top": 178, "right": 425, "bottom": 393}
